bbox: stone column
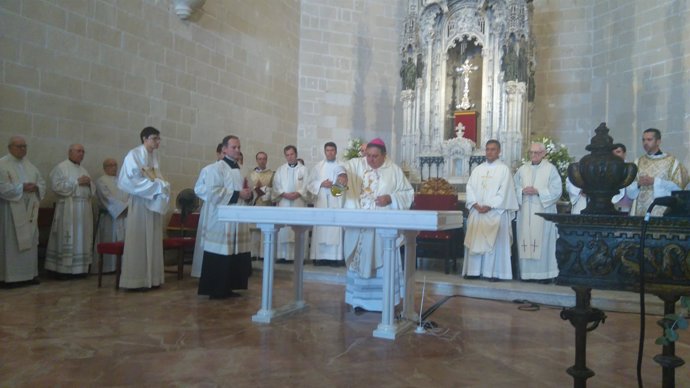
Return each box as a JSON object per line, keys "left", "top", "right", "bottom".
{"left": 501, "top": 80, "right": 527, "bottom": 169}
{"left": 401, "top": 89, "right": 416, "bottom": 167}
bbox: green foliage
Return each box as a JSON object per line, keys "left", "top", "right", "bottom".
{"left": 343, "top": 138, "right": 364, "bottom": 160}
{"left": 655, "top": 296, "right": 690, "bottom": 346}
{"left": 527, "top": 137, "right": 574, "bottom": 201}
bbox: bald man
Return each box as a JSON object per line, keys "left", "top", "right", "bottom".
{"left": 45, "top": 143, "right": 95, "bottom": 277}
{"left": 0, "top": 136, "right": 46, "bottom": 286}
{"left": 93, "top": 158, "right": 128, "bottom": 273}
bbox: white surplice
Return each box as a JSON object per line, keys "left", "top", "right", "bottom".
{"left": 45, "top": 160, "right": 95, "bottom": 274}
{"left": 566, "top": 177, "right": 587, "bottom": 215}
{"left": 191, "top": 163, "right": 213, "bottom": 278}
{"left": 342, "top": 157, "right": 413, "bottom": 311}
{"left": 271, "top": 162, "right": 308, "bottom": 261}
{"left": 514, "top": 160, "right": 562, "bottom": 280}
{"left": 306, "top": 159, "right": 346, "bottom": 262}
{"left": 195, "top": 159, "right": 249, "bottom": 255}
{"left": 463, "top": 160, "right": 519, "bottom": 280}
{"left": 93, "top": 175, "right": 128, "bottom": 273}
{"left": 0, "top": 154, "right": 46, "bottom": 282}
{"left": 117, "top": 145, "right": 170, "bottom": 289}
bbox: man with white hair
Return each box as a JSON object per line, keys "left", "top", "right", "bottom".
{"left": 45, "top": 143, "right": 94, "bottom": 276}
{"left": 0, "top": 136, "right": 46, "bottom": 286}
{"left": 93, "top": 158, "right": 128, "bottom": 273}
{"left": 514, "top": 142, "right": 562, "bottom": 283}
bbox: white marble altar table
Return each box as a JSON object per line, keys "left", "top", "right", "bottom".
{"left": 217, "top": 206, "right": 463, "bottom": 340}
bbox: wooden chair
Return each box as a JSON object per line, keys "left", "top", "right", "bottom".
{"left": 163, "top": 237, "right": 196, "bottom": 280}
{"left": 163, "top": 211, "right": 200, "bottom": 280}
{"left": 96, "top": 241, "right": 124, "bottom": 289}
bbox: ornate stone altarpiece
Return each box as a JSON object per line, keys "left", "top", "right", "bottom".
{"left": 399, "top": 0, "right": 535, "bottom": 183}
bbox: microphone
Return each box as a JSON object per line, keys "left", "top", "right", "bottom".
{"left": 644, "top": 196, "right": 677, "bottom": 221}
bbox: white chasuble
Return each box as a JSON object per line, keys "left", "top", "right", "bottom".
{"left": 341, "top": 157, "right": 413, "bottom": 311}
{"left": 463, "top": 161, "right": 518, "bottom": 255}
{"left": 462, "top": 160, "right": 518, "bottom": 280}
{"left": 514, "top": 161, "right": 561, "bottom": 260}
{"left": 45, "top": 160, "right": 95, "bottom": 274}
{"left": 0, "top": 155, "right": 46, "bottom": 282}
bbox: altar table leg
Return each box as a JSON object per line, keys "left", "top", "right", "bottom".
{"left": 291, "top": 226, "right": 308, "bottom": 308}
{"left": 373, "top": 228, "right": 414, "bottom": 340}
{"left": 252, "top": 224, "right": 278, "bottom": 323}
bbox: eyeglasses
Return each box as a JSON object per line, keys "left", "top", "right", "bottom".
{"left": 11, "top": 144, "right": 27, "bottom": 149}
{"left": 528, "top": 151, "right": 545, "bottom": 155}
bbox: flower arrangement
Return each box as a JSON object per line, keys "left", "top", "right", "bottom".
{"left": 343, "top": 137, "right": 364, "bottom": 160}
{"left": 527, "top": 136, "right": 574, "bottom": 201}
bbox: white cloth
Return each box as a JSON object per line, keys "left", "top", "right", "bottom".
{"left": 566, "top": 177, "right": 586, "bottom": 215}
{"left": 514, "top": 160, "right": 561, "bottom": 280}
{"left": 191, "top": 163, "right": 213, "bottom": 278}
{"left": 271, "top": 162, "right": 308, "bottom": 260}
{"left": 342, "top": 157, "right": 413, "bottom": 311}
{"left": 93, "top": 175, "right": 128, "bottom": 273}
{"left": 463, "top": 160, "right": 518, "bottom": 280}
{"left": 195, "top": 159, "right": 249, "bottom": 255}
{"left": 117, "top": 145, "right": 170, "bottom": 288}
{"left": 0, "top": 155, "right": 45, "bottom": 282}
{"left": 45, "top": 159, "right": 94, "bottom": 274}
{"left": 306, "top": 159, "right": 346, "bottom": 262}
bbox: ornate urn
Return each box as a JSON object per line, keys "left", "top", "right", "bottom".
{"left": 568, "top": 123, "right": 637, "bottom": 214}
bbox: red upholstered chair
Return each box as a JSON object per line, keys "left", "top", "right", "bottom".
{"left": 413, "top": 192, "right": 463, "bottom": 274}
{"left": 163, "top": 237, "right": 196, "bottom": 280}
{"left": 96, "top": 241, "right": 124, "bottom": 289}
{"left": 163, "top": 210, "right": 200, "bottom": 280}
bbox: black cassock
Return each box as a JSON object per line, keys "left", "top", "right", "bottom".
{"left": 198, "top": 251, "right": 252, "bottom": 298}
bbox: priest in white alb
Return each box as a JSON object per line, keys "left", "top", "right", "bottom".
{"left": 117, "top": 127, "right": 170, "bottom": 289}
{"left": 0, "top": 136, "right": 46, "bottom": 286}
{"left": 93, "top": 158, "right": 128, "bottom": 273}
{"left": 45, "top": 144, "right": 94, "bottom": 276}
{"left": 306, "top": 141, "right": 347, "bottom": 267}
{"left": 271, "top": 145, "right": 308, "bottom": 263}
{"left": 463, "top": 140, "right": 519, "bottom": 282}
{"left": 341, "top": 138, "right": 413, "bottom": 312}
{"left": 514, "top": 142, "right": 562, "bottom": 282}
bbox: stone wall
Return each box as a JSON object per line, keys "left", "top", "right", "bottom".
{"left": 0, "top": 0, "right": 300, "bottom": 204}
{"left": 297, "top": 0, "right": 405, "bottom": 164}
{"left": 532, "top": 0, "right": 690, "bottom": 166}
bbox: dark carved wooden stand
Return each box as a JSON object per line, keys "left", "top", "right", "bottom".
{"left": 654, "top": 294, "right": 685, "bottom": 388}
{"left": 559, "top": 287, "right": 606, "bottom": 388}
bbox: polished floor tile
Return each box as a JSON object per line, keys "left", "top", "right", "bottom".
{"left": 0, "top": 267, "right": 688, "bottom": 387}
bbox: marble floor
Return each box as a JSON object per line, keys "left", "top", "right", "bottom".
{"left": 1, "top": 262, "right": 688, "bottom": 387}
